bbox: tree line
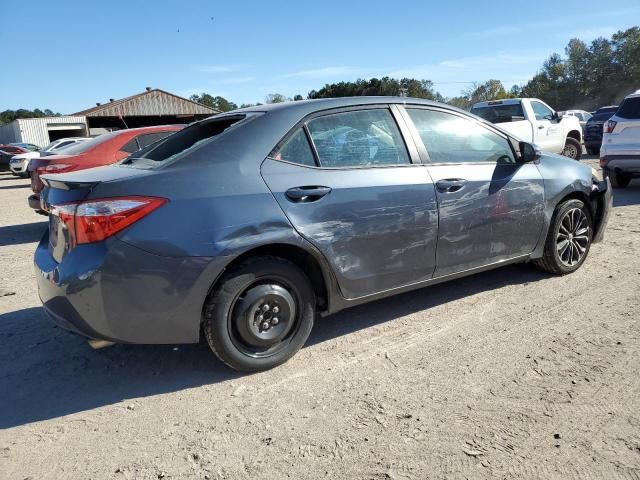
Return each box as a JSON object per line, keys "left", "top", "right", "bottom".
{"left": 192, "top": 26, "right": 639, "bottom": 113}
{"left": 0, "top": 108, "right": 61, "bottom": 125}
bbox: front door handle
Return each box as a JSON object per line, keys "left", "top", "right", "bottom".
{"left": 538, "top": 125, "right": 545, "bottom": 129}
{"left": 285, "top": 186, "right": 332, "bottom": 202}
{"left": 436, "top": 179, "right": 467, "bottom": 193}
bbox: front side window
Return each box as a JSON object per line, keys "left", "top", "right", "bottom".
{"left": 531, "top": 101, "right": 554, "bottom": 121}
{"left": 306, "top": 109, "right": 410, "bottom": 168}
{"left": 407, "top": 108, "right": 516, "bottom": 164}
{"left": 271, "top": 129, "right": 316, "bottom": 166}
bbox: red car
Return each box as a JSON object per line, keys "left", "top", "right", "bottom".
{"left": 28, "top": 125, "right": 183, "bottom": 210}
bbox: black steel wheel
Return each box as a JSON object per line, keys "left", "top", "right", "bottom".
{"left": 203, "top": 256, "right": 315, "bottom": 372}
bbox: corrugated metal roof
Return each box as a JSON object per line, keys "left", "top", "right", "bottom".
{"left": 74, "top": 89, "right": 219, "bottom": 117}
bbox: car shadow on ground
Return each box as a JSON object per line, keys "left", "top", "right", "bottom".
{"left": 612, "top": 179, "right": 640, "bottom": 207}
{"left": 0, "top": 222, "right": 47, "bottom": 247}
{"left": 0, "top": 263, "right": 547, "bottom": 429}
{"left": 0, "top": 184, "right": 30, "bottom": 190}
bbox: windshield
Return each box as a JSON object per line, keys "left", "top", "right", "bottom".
{"left": 58, "top": 131, "right": 122, "bottom": 155}
{"left": 120, "top": 115, "right": 245, "bottom": 168}
{"left": 470, "top": 103, "right": 525, "bottom": 123}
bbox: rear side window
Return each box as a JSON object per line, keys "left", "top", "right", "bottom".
{"left": 120, "top": 138, "right": 140, "bottom": 153}
{"left": 271, "top": 129, "right": 317, "bottom": 166}
{"left": 122, "top": 116, "right": 244, "bottom": 167}
{"left": 470, "top": 103, "right": 525, "bottom": 123}
{"left": 407, "top": 108, "right": 516, "bottom": 164}
{"left": 306, "top": 109, "right": 410, "bottom": 168}
{"left": 617, "top": 97, "right": 640, "bottom": 119}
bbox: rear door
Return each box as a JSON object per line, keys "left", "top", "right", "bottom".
{"left": 401, "top": 106, "right": 545, "bottom": 277}
{"left": 529, "top": 100, "right": 564, "bottom": 152}
{"left": 260, "top": 106, "right": 439, "bottom": 299}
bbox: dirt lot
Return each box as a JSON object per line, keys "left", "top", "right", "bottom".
{"left": 0, "top": 159, "right": 639, "bottom": 480}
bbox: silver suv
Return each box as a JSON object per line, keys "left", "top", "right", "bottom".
{"left": 600, "top": 90, "right": 640, "bottom": 188}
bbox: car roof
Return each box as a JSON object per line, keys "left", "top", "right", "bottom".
{"left": 234, "top": 96, "right": 464, "bottom": 117}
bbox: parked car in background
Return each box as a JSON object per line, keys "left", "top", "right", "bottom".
{"left": 592, "top": 105, "right": 619, "bottom": 115}
{"left": 0, "top": 145, "right": 29, "bottom": 171}
{"left": 584, "top": 111, "right": 616, "bottom": 155}
{"left": 470, "top": 98, "right": 583, "bottom": 159}
{"left": 10, "top": 137, "right": 91, "bottom": 177}
{"left": 34, "top": 98, "right": 611, "bottom": 372}
{"left": 3, "top": 142, "right": 41, "bottom": 152}
{"left": 28, "top": 125, "right": 183, "bottom": 211}
{"left": 600, "top": 91, "right": 640, "bottom": 188}
{"left": 562, "top": 109, "right": 592, "bottom": 135}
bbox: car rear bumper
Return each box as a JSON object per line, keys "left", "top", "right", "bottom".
{"left": 28, "top": 194, "right": 42, "bottom": 210}
{"left": 601, "top": 155, "right": 640, "bottom": 176}
{"left": 34, "top": 231, "right": 227, "bottom": 344}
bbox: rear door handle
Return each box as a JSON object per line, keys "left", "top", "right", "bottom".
{"left": 285, "top": 186, "right": 332, "bottom": 202}
{"left": 436, "top": 179, "right": 467, "bottom": 193}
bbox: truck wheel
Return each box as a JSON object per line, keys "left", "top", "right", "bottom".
{"left": 561, "top": 138, "right": 582, "bottom": 160}
{"left": 586, "top": 146, "right": 599, "bottom": 156}
{"left": 203, "top": 256, "right": 315, "bottom": 372}
{"left": 532, "top": 199, "right": 592, "bottom": 275}
{"left": 605, "top": 170, "right": 631, "bottom": 189}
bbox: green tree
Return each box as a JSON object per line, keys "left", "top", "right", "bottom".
{"left": 265, "top": 93, "right": 289, "bottom": 104}
{"left": 0, "top": 108, "right": 61, "bottom": 125}
{"left": 189, "top": 93, "right": 238, "bottom": 112}
{"left": 293, "top": 94, "right": 304, "bottom": 101}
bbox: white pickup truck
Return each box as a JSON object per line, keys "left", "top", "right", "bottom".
{"left": 470, "top": 98, "right": 583, "bottom": 160}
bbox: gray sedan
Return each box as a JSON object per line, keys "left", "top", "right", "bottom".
{"left": 35, "top": 97, "right": 612, "bottom": 372}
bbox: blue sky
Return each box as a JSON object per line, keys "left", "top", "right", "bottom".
{"left": 1, "top": 0, "right": 638, "bottom": 113}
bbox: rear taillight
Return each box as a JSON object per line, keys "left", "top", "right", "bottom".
{"left": 605, "top": 120, "right": 617, "bottom": 133}
{"left": 599, "top": 156, "right": 608, "bottom": 168}
{"left": 51, "top": 196, "right": 167, "bottom": 246}
{"left": 38, "top": 164, "right": 73, "bottom": 174}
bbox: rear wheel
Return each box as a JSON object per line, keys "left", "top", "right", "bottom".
{"left": 605, "top": 170, "right": 631, "bottom": 189}
{"left": 561, "top": 137, "right": 582, "bottom": 160}
{"left": 586, "top": 146, "right": 599, "bottom": 156}
{"left": 203, "top": 256, "right": 315, "bottom": 372}
{"left": 533, "top": 199, "right": 593, "bottom": 275}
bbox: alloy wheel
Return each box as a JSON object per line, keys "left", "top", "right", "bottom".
{"left": 556, "top": 207, "right": 590, "bottom": 267}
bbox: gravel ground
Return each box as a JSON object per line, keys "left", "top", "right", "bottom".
{"left": 1, "top": 158, "right": 639, "bottom": 480}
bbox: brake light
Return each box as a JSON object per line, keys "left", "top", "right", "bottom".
{"left": 599, "top": 156, "right": 608, "bottom": 168}
{"left": 51, "top": 196, "right": 167, "bottom": 246}
{"left": 605, "top": 120, "right": 617, "bottom": 133}
{"left": 38, "top": 164, "right": 73, "bottom": 174}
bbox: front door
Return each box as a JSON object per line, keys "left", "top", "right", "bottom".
{"left": 260, "top": 107, "right": 439, "bottom": 299}
{"left": 530, "top": 100, "right": 564, "bottom": 153}
{"left": 403, "top": 107, "right": 545, "bottom": 277}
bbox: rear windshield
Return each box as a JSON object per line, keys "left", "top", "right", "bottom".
{"left": 588, "top": 112, "right": 615, "bottom": 123}
{"left": 470, "top": 103, "right": 525, "bottom": 124}
{"left": 120, "top": 115, "right": 245, "bottom": 168}
{"left": 617, "top": 97, "right": 640, "bottom": 119}
{"left": 596, "top": 106, "right": 618, "bottom": 114}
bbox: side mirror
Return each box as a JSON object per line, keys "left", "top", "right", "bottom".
{"left": 554, "top": 111, "right": 563, "bottom": 122}
{"left": 519, "top": 141, "right": 540, "bottom": 163}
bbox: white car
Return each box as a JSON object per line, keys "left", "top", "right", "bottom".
{"left": 562, "top": 109, "right": 592, "bottom": 134}
{"left": 9, "top": 137, "right": 90, "bottom": 177}
{"left": 600, "top": 90, "right": 640, "bottom": 188}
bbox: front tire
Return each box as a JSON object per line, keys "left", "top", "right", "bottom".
{"left": 203, "top": 256, "right": 315, "bottom": 372}
{"left": 533, "top": 199, "right": 593, "bottom": 275}
{"left": 561, "top": 137, "right": 582, "bottom": 160}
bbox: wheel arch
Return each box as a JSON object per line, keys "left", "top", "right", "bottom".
{"left": 202, "top": 241, "right": 337, "bottom": 323}
{"left": 567, "top": 129, "right": 582, "bottom": 142}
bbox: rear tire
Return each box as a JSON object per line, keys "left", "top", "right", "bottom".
{"left": 203, "top": 256, "right": 315, "bottom": 372}
{"left": 561, "top": 137, "right": 582, "bottom": 160}
{"left": 586, "top": 146, "right": 599, "bottom": 156}
{"left": 605, "top": 170, "right": 631, "bottom": 189}
{"left": 533, "top": 199, "right": 593, "bottom": 275}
